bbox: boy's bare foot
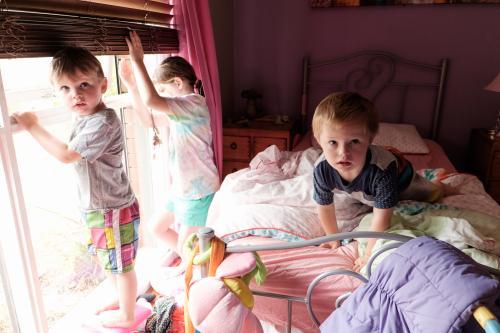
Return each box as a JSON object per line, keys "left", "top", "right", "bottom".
{"left": 98, "top": 309, "right": 135, "bottom": 328}
{"left": 95, "top": 299, "right": 119, "bottom": 314}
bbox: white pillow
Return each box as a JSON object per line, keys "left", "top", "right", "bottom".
{"left": 373, "top": 123, "right": 429, "bottom": 154}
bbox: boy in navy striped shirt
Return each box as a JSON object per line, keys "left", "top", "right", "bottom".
{"left": 312, "top": 92, "right": 444, "bottom": 271}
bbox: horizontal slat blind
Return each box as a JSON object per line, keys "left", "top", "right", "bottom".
{"left": 2, "top": 0, "right": 173, "bottom": 26}
{"left": 0, "top": 0, "right": 178, "bottom": 58}
{"left": 80, "top": 0, "right": 171, "bottom": 15}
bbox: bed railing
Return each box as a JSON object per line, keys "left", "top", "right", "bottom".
{"left": 194, "top": 228, "right": 500, "bottom": 333}
{"left": 223, "top": 230, "right": 413, "bottom": 253}
{"left": 196, "top": 228, "right": 412, "bottom": 333}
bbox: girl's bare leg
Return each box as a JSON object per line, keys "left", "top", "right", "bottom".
{"left": 149, "top": 212, "right": 204, "bottom": 268}
{"left": 154, "top": 225, "right": 202, "bottom": 277}
{"left": 177, "top": 225, "right": 203, "bottom": 260}
{"left": 149, "top": 211, "right": 178, "bottom": 250}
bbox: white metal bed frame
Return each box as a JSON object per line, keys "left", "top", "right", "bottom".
{"left": 197, "top": 228, "right": 500, "bottom": 332}
{"left": 197, "top": 228, "right": 412, "bottom": 332}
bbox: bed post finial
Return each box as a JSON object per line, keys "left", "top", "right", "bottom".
{"left": 198, "top": 227, "right": 215, "bottom": 277}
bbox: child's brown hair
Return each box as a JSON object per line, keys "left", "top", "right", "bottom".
{"left": 312, "top": 92, "right": 379, "bottom": 141}
{"left": 50, "top": 46, "right": 104, "bottom": 82}
{"left": 154, "top": 56, "right": 200, "bottom": 90}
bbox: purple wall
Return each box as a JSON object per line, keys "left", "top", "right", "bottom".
{"left": 227, "top": 0, "right": 500, "bottom": 169}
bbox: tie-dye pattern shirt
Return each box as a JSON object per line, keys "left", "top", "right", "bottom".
{"left": 163, "top": 94, "right": 220, "bottom": 199}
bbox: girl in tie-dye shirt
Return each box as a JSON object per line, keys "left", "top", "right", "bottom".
{"left": 120, "top": 31, "right": 220, "bottom": 266}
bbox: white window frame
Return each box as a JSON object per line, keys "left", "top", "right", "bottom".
{"left": 0, "top": 66, "right": 46, "bottom": 332}
{"left": 0, "top": 62, "right": 156, "bottom": 332}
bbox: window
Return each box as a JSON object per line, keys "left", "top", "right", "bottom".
{"left": 1, "top": 56, "right": 118, "bottom": 115}
{"left": 0, "top": 53, "right": 169, "bottom": 332}
{"left": 0, "top": 1, "right": 178, "bottom": 331}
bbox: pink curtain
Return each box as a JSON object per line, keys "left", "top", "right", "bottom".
{"left": 174, "top": 0, "right": 223, "bottom": 180}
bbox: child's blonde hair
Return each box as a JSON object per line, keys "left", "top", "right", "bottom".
{"left": 312, "top": 92, "right": 379, "bottom": 141}
{"left": 50, "top": 46, "right": 104, "bottom": 82}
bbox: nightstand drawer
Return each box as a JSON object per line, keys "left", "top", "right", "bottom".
{"left": 222, "top": 161, "right": 249, "bottom": 178}
{"left": 492, "top": 153, "right": 500, "bottom": 179}
{"left": 223, "top": 119, "right": 297, "bottom": 179}
{"left": 223, "top": 136, "right": 250, "bottom": 160}
{"left": 254, "top": 137, "right": 287, "bottom": 155}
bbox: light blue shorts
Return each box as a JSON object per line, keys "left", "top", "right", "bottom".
{"left": 165, "top": 193, "right": 215, "bottom": 227}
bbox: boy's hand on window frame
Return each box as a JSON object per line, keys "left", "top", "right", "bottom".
{"left": 11, "top": 112, "right": 39, "bottom": 130}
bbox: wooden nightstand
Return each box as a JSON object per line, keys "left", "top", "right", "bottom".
{"left": 468, "top": 128, "right": 500, "bottom": 204}
{"left": 222, "top": 118, "right": 297, "bottom": 178}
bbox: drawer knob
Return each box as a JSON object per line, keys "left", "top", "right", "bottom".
{"left": 232, "top": 168, "right": 238, "bottom": 172}
{"left": 230, "top": 142, "right": 237, "bottom": 150}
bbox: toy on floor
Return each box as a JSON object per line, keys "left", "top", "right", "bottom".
{"left": 145, "top": 295, "right": 185, "bottom": 333}
{"left": 183, "top": 233, "right": 267, "bottom": 333}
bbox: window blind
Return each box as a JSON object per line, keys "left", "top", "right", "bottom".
{"left": 0, "top": 0, "right": 178, "bottom": 58}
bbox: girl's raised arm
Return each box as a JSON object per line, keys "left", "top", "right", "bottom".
{"left": 125, "top": 31, "right": 170, "bottom": 112}
{"left": 119, "top": 59, "right": 167, "bottom": 128}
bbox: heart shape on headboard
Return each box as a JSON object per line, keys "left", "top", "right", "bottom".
{"left": 344, "top": 55, "right": 395, "bottom": 102}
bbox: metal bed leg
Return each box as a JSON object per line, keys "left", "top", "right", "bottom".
{"left": 287, "top": 300, "right": 292, "bottom": 333}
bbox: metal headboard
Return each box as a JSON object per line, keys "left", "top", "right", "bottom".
{"left": 300, "top": 50, "right": 448, "bottom": 140}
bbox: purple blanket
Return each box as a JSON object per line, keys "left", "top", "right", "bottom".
{"left": 321, "top": 236, "right": 500, "bottom": 333}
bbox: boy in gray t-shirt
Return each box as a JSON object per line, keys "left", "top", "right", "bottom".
{"left": 69, "top": 108, "right": 135, "bottom": 210}
{"left": 12, "top": 47, "right": 143, "bottom": 330}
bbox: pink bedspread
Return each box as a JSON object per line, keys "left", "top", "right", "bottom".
{"left": 404, "top": 139, "right": 456, "bottom": 172}
{"left": 229, "top": 237, "right": 362, "bottom": 333}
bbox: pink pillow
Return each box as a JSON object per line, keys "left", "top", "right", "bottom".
{"left": 373, "top": 123, "right": 429, "bottom": 154}
{"left": 300, "top": 123, "right": 428, "bottom": 154}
